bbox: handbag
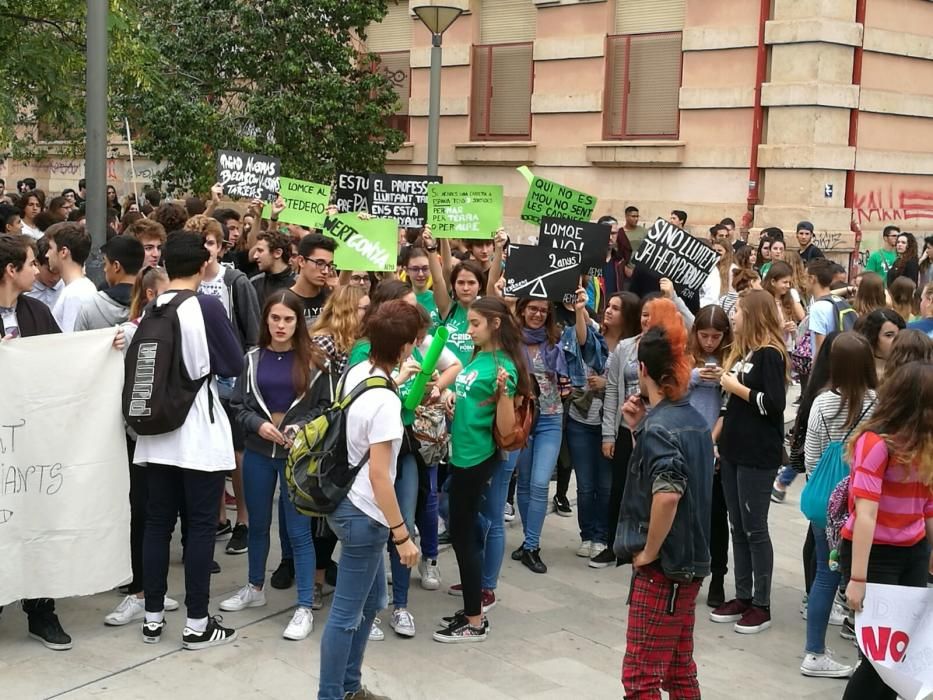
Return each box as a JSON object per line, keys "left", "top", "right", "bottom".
{"left": 491, "top": 352, "right": 537, "bottom": 451}
{"left": 412, "top": 404, "right": 448, "bottom": 465}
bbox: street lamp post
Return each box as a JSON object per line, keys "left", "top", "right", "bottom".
{"left": 85, "top": 0, "right": 108, "bottom": 267}
{"left": 412, "top": 5, "right": 463, "bottom": 177}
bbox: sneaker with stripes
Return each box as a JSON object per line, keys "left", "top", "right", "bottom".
{"left": 182, "top": 615, "right": 237, "bottom": 650}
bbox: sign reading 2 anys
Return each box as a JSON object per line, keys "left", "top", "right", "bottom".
{"left": 504, "top": 244, "right": 581, "bottom": 303}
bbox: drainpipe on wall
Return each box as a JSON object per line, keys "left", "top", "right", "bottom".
{"left": 845, "top": 0, "right": 867, "bottom": 277}
{"left": 745, "top": 0, "right": 770, "bottom": 233}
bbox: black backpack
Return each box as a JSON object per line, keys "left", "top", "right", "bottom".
{"left": 122, "top": 290, "right": 213, "bottom": 435}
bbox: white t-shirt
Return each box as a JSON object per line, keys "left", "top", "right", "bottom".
{"left": 198, "top": 267, "right": 230, "bottom": 318}
{"left": 132, "top": 292, "right": 235, "bottom": 472}
{"left": 343, "top": 361, "right": 403, "bottom": 526}
{"left": 21, "top": 223, "right": 42, "bottom": 240}
{"left": 1, "top": 304, "right": 19, "bottom": 337}
{"left": 52, "top": 277, "right": 98, "bottom": 332}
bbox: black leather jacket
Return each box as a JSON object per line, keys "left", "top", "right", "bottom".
{"left": 616, "top": 397, "right": 714, "bottom": 582}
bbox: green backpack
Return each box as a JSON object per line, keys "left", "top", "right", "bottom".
{"left": 285, "top": 373, "right": 394, "bottom": 517}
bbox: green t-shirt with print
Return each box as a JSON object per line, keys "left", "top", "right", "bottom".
{"left": 450, "top": 351, "right": 517, "bottom": 468}
{"left": 443, "top": 302, "right": 474, "bottom": 366}
{"left": 416, "top": 290, "right": 440, "bottom": 330}
{"left": 865, "top": 248, "right": 897, "bottom": 284}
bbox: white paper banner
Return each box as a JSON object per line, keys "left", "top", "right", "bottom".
{"left": 856, "top": 582, "right": 933, "bottom": 700}
{"left": 0, "top": 329, "right": 130, "bottom": 606}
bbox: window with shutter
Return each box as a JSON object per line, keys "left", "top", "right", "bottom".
{"left": 365, "top": 1, "right": 412, "bottom": 53}
{"left": 472, "top": 0, "right": 536, "bottom": 140}
{"left": 605, "top": 0, "right": 684, "bottom": 139}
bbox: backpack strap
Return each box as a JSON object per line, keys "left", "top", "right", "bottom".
{"left": 842, "top": 399, "right": 875, "bottom": 442}
{"left": 339, "top": 376, "right": 395, "bottom": 409}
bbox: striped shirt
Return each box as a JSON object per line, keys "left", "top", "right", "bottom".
{"left": 842, "top": 431, "right": 933, "bottom": 546}
{"left": 804, "top": 390, "right": 876, "bottom": 476}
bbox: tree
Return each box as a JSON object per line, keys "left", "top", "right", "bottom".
{"left": 120, "top": 0, "right": 405, "bottom": 193}
{"left": 0, "top": 1, "right": 155, "bottom": 160}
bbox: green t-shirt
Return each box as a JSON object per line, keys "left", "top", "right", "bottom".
{"left": 397, "top": 345, "right": 424, "bottom": 427}
{"left": 450, "top": 351, "right": 517, "bottom": 468}
{"left": 416, "top": 289, "right": 440, "bottom": 330}
{"left": 626, "top": 225, "right": 648, "bottom": 252}
{"left": 865, "top": 249, "right": 897, "bottom": 284}
{"left": 347, "top": 338, "right": 371, "bottom": 367}
{"left": 442, "top": 302, "right": 474, "bottom": 366}
{"left": 759, "top": 261, "right": 772, "bottom": 278}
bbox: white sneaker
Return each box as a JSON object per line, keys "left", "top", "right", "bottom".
{"left": 589, "top": 543, "right": 607, "bottom": 560}
{"left": 800, "top": 594, "right": 808, "bottom": 619}
{"left": 828, "top": 601, "right": 847, "bottom": 626}
{"left": 576, "top": 541, "right": 593, "bottom": 558}
{"left": 504, "top": 503, "right": 515, "bottom": 522}
{"left": 800, "top": 649, "right": 853, "bottom": 678}
{"left": 390, "top": 608, "right": 416, "bottom": 638}
{"left": 219, "top": 584, "right": 267, "bottom": 612}
{"left": 419, "top": 559, "right": 441, "bottom": 591}
{"left": 369, "top": 618, "right": 384, "bottom": 641}
{"left": 385, "top": 550, "right": 392, "bottom": 585}
{"left": 105, "top": 595, "right": 179, "bottom": 625}
{"left": 282, "top": 607, "right": 313, "bottom": 641}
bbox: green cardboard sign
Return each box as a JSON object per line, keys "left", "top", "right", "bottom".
{"left": 427, "top": 184, "right": 503, "bottom": 239}
{"left": 518, "top": 167, "right": 597, "bottom": 225}
{"left": 321, "top": 214, "right": 397, "bottom": 272}
{"left": 262, "top": 177, "right": 332, "bottom": 228}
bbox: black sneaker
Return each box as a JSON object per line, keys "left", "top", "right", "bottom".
{"left": 432, "top": 615, "right": 487, "bottom": 643}
{"left": 142, "top": 618, "right": 165, "bottom": 644}
{"left": 521, "top": 547, "right": 547, "bottom": 574}
{"left": 225, "top": 523, "right": 248, "bottom": 555}
{"left": 439, "top": 610, "right": 490, "bottom": 630}
{"left": 438, "top": 530, "right": 451, "bottom": 546}
{"left": 511, "top": 544, "right": 525, "bottom": 561}
{"left": 840, "top": 616, "right": 856, "bottom": 641}
{"left": 552, "top": 495, "right": 573, "bottom": 517}
{"left": 588, "top": 547, "right": 617, "bottom": 569}
{"left": 28, "top": 612, "right": 72, "bottom": 650}
{"left": 216, "top": 519, "right": 233, "bottom": 538}
{"left": 270, "top": 559, "right": 295, "bottom": 590}
{"left": 211, "top": 560, "right": 221, "bottom": 575}
{"left": 182, "top": 615, "right": 237, "bottom": 650}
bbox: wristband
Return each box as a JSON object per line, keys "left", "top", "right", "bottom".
{"left": 389, "top": 522, "right": 404, "bottom": 531}
{"left": 392, "top": 534, "right": 411, "bottom": 546}
{"left": 426, "top": 247, "right": 438, "bottom": 253}
{"left": 849, "top": 576, "right": 866, "bottom": 583}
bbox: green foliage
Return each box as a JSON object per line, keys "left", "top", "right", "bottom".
{"left": 119, "top": 0, "right": 405, "bottom": 193}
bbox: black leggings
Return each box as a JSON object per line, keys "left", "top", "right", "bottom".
{"left": 606, "top": 428, "right": 633, "bottom": 549}
{"left": 710, "top": 469, "right": 729, "bottom": 577}
{"left": 449, "top": 455, "right": 496, "bottom": 618}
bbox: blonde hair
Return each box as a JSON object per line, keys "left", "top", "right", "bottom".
{"left": 310, "top": 285, "right": 367, "bottom": 354}
{"left": 726, "top": 289, "right": 791, "bottom": 382}
{"left": 783, "top": 250, "right": 809, "bottom": 304}
{"left": 129, "top": 266, "right": 169, "bottom": 320}
{"left": 185, "top": 214, "right": 224, "bottom": 245}
{"left": 713, "top": 240, "right": 733, "bottom": 296}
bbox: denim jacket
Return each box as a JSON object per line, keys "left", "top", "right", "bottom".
{"left": 616, "top": 397, "right": 714, "bottom": 582}
{"left": 560, "top": 323, "right": 608, "bottom": 389}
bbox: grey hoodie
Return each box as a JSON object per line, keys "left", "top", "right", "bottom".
{"left": 74, "top": 283, "right": 132, "bottom": 331}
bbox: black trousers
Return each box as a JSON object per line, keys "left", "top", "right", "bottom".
{"left": 448, "top": 455, "right": 496, "bottom": 618}
{"left": 710, "top": 469, "right": 729, "bottom": 578}
{"left": 606, "top": 428, "right": 634, "bottom": 549}
{"left": 143, "top": 464, "right": 225, "bottom": 619}
{"left": 128, "top": 439, "right": 148, "bottom": 595}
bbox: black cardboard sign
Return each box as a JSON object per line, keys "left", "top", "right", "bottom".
{"left": 368, "top": 173, "right": 442, "bottom": 228}
{"left": 504, "top": 244, "right": 581, "bottom": 303}
{"left": 632, "top": 218, "right": 720, "bottom": 301}
{"left": 216, "top": 150, "right": 280, "bottom": 202}
{"left": 537, "top": 217, "right": 610, "bottom": 278}
{"left": 335, "top": 172, "right": 370, "bottom": 214}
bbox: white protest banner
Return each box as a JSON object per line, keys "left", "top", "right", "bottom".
{"left": 0, "top": 329, "right": 130, "bottom": 606}
{"left": 856, "top": 582, "right": 933, "bottom": 700}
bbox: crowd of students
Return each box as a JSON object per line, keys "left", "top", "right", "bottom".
{"left": 1, "top": 178, "right": 932, "bottom": 700}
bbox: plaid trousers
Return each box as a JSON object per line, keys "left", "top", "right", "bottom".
{"left": 622, "top": 563, "right": 704, "bottom": 699}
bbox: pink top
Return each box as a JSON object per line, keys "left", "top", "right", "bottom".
{"left": 842, "top": 431, "right": 933, "bottom": 547}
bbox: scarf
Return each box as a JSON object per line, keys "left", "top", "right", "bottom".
{"left": 522, "top": 326, "right": 567, "bottom": 379}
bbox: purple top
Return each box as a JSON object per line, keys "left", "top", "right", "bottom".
{"left": 257, "top": 349, "right": 298, "bottom": 413}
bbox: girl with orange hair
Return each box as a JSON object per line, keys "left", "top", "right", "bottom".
{"left": 616, "top": 310, "right": 715, "bottom": 698}
{"left": 710, "top": 289, "right": 790, "bottom": 635}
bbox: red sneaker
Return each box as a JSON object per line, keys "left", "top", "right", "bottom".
{"left": 734, "top": 605, "right": 771, "bottom": 634}
{"left": 481, "top": 589, "right": 497, "bottom": 612}
{"left": 709, "top": 598, "right": 751, "bottom": 623}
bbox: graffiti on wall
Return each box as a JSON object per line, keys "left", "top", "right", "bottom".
{"left": 813, "top": 231, "right": 845, "bottom": 250}
{"left": 854, "top": 186, "right": 933, "bottom": 226}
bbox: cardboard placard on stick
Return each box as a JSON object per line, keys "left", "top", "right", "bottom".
{"left": 216, "top": 150, "right": 280, "bottom": 202}
{"left": 538, "top": 217, "right": 610, "bottom": 278}
{"left": 335, "top": 172, "right": 369, "bottom": 213}
{"left": 427, "top": 184, "right": 503, "bottom": 239}
{"left": 369, "top": 173, "right": 442, "bottom": 228}
{"left": 518, "top": 166, "right": 597, "bottom": 225}
{"left": 631, "top": 219, "right": 720, "bottom": 301}
{"left": 263, "top": 177, "right": 332, "bottom": 229}
{"left": 504, "top": 244, "right": 581, "bottom": 303}
{"left": 321, "top": 214, "right": 397, "bottom": 272}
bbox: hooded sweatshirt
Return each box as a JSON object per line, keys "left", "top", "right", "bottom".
{"left": 73, "top": 283, "right": 132, "bottom": 331}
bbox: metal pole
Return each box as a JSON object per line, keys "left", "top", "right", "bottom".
{"left": 426, "top": 33, "right": 443, "bottom": 177}
{"left": 85, "top": 0, "right": 108, "bottom": 255}
{"left": 125, "top": 118, "right": 139, "bottom": 206}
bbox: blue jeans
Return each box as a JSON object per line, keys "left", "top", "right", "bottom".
{"left": 278, "top": 488, "right": 292, "bottom": 560}
{"left": 516, "top": 412, "right": 563, "bottom": 550}
{"left": 479, "top": 450, "right": 520, "bottom": 590}
{"left": 243, "top": 449, "right": 316, "bottom": 608}
{"left": 805, "top": 522, "right": 839, "bottom": 654}
{"left": 417, "top": 463, "right": 439, "bottom": 560}
{"left": 566, "top": 418, "right": 612, "bottom": 545}
{"left": 389, "top": 453, "right": 419, "bottom": 608}
{"left": 318, "top": 499, "right": 388, "bottom": 700}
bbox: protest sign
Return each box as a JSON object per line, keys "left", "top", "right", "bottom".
{"left": 538, "top": 217, "right": 610, "bottom": 278}
{"left": 335, "top": 172, "right": 370, "bottom": 214}
{"left": 322, "top": 214, "right": 397, "bottom": 272}
{"left": 631, "top": 218, "right": 720, "bottom": 302}
{"left": 0, "top": 330, "right": 130, "bottom": 606}
{"left": 856, "top": 582, "right": 933, "bottom": 699}
{"left": 504, "top": 244, "right": 581, "bottom": 303}
{"left": 369, "top": 173, "right": 442, "bottom": 228}
{"left": 262, "top": 177, "right": 332, "bottom": 229}
{"left": 427, "top": 184, "right": 502, "bottom": 239}
{"left": 216, "top": 150, "right": 280, "bottom": 202}
{"left": 518, "top": 166, "right": 596, "bottom": 225}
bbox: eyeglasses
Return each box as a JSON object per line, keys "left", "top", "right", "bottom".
{"left": 407, "top": 266, "right": 429, "bottom": 275}
{"left": 304, "top": 257, "right": 335, "bottom": 272}
{"left": 525, "top": 306, "right": 549, "bottom": 317}
{"left": 350, "top": 274, "right": 369, "bottom": 284}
